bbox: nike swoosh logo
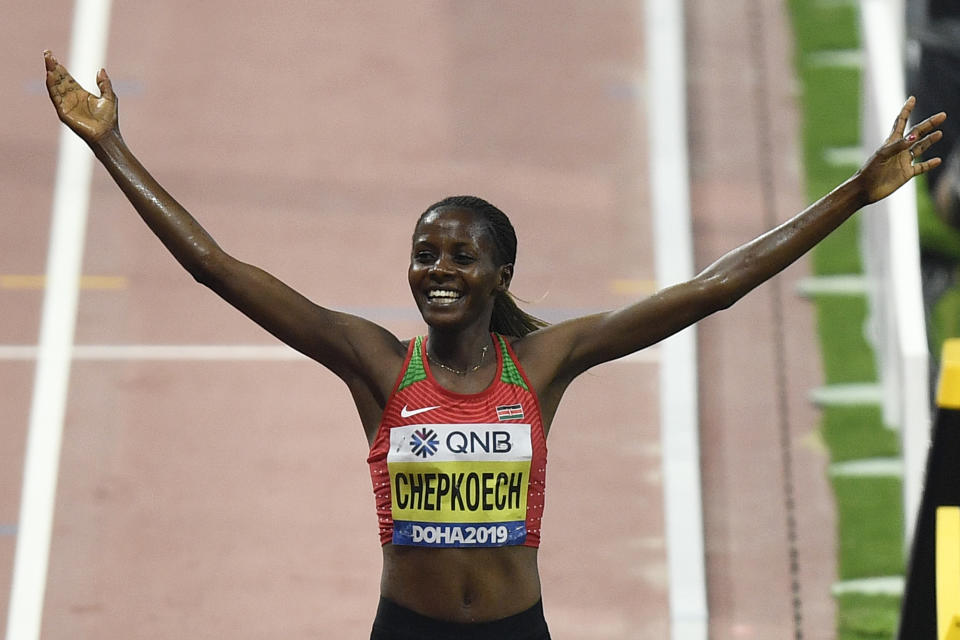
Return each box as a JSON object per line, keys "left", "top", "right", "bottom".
{"left": 400, "top": 405, "right": 441, "bottom": 418}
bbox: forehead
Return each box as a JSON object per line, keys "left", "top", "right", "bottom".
{"left": 413, "top": 207, "right": 492, "bottom": 243}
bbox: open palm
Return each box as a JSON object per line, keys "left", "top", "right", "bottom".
{"left": 44, "top": 50, "right": 117, "bottom": 143}
{"left": 858, "top": 97, "right": 945, "bottom": 204}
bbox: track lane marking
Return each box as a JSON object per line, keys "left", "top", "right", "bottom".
{"left": 6, "top": 2, "right": 113, "bottom": 639}
{"left": 1, "top": 274, "right": 128, "bottom": 290}
{"left": 644, "top": 1, "right": 706, "bottom": 639}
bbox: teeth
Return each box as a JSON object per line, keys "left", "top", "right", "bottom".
{"left": 428, "top": 289, "right": 461, "bottom": 301}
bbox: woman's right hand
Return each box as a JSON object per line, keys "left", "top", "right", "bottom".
{"left": 44, "top": 50, "right": 117, "bottom": 144}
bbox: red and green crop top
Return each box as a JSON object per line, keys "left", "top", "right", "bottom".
{"left": 367, "top": 334, "right": 548, "bottom": 548}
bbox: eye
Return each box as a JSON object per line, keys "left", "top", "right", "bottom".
{"left": 453, "top": 253, "right": 476, "bottom": 265}
{"left": 413, "top": 250, "right": 436, "bottom": 264}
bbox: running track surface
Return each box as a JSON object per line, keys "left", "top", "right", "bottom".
{"left": 2, "top": 2, "right": 833, "bottom": 639}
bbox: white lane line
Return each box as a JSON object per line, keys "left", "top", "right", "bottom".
{"left": 829, "top": 457, "right": 903, "bottom": 477}
{"left": 0, "top": 343, "right": 662, "bottom": 363}
{"left": 643, "top": 1, "right": 707, "bottom": 638}
{"left": 805, "top": 49, "right": 864, "bottom": 68}
{"left": 795, "top": 274, "right": 869, "bottom": 297}
{"left": 830, "top": 576, "right": 904, "bottom": 596}
{"left": 809, "top": 383, "right": 883, "bottom": 406}
{"left": 6, "top": 2, "right": 113, "bottom": 640}
{"left": 824, "top": 145, "right": 866, "bottom": 166}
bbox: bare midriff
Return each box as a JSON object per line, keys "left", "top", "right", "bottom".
{"left": 379, "top": 544, "right": 541, "bottom": 622}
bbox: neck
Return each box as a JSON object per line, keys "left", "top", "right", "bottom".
{"left": 426, "top": 326, "right": 494, "bottom": 374}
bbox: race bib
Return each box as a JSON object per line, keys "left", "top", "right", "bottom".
{"left": 387, "top": 423, "right": 532, "bottom": 547}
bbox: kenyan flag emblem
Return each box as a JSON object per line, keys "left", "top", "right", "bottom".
{"left": 496, "top": 404, "right": 524, "bottom": 421}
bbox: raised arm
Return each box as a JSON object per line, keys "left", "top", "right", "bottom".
{"left": 43, "top": 52, "right": 404, "bottom": 403}
{"left": 519, "top": 97, "right": 945, "bottom": 389}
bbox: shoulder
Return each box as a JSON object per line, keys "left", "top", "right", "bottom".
{"left": 504, "top": 316, "right": 604, "bottom": 389}
{"left": 508, "top": 314, "right": 605, "bottom": 356}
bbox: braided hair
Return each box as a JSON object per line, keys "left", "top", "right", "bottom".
{"left": 417, "top": 196, "right": 548, "bottom": 337}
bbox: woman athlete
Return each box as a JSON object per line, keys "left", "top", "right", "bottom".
{"left": 43, "top": 50, "right": 944, "bottom": 639}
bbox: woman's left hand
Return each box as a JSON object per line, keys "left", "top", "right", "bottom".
{"left": 857, "top": 96, "right": 946, "bottom": 204}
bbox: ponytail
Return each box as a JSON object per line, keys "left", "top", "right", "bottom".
{"left": 491, "top": 291, "right": 548, "bottom": 337}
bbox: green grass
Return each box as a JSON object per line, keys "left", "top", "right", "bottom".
{"left": 833, "top": 477, "right": 906, "bottom": 579}
{"left": 799, "top": 66, "right": 861, "bottom": 158}
{"left": 788, "top": 0, "right": 960, "bottom": 633}
{"left": 820, "top": 405, "right": 899, "bottom": 463}
{"left": 812, "top": 295, "right": 876, "bottom": 383}
{"left": 788, "top": 0, "right": 860, "bottom": 52}
{"left": 836, "top": 593, "right": 903, "bottom": 639}
{"left": 787, "top": 0, "right": 907, "bottom": 637}
{"left": 811, "top": 216, "right": 863, "bottom": 275}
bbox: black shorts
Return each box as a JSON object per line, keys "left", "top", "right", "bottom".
{"left": 370, "top": 597, "right": 551, "bottom": 640}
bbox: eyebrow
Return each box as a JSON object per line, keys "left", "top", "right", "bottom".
{"left": 411, "top": 237, "right": 480, "bottom": 248}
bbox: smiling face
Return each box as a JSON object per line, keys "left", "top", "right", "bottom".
{"left": 409, "top": 206, "right": 513, "bottom": 331}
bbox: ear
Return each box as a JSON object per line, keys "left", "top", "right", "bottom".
{"left": 496, "top": 263, "right": 514, "bottom": 293}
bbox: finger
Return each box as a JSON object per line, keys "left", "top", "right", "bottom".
{"left": 43, "top": 50, "right": 57, "bottom": 72}
{"left": 907, "top": 130, "right": 944, "bottom": 164}
{"left": 913, "top": 129, "right": 944, "bottom": 158}
{"left": 44, "top": 56, "right": 74, "bottom": 91}
{"left": 913, "top": 156, "right": 943, "bottom": 175}
{"left": 97, "top": 68, "right": 114, "bottom": 101}
{"left": 45, "top": 61, "right": 63, "bottom": 89}
{"left": 887, "top": 96, "right": 916, "bottom": 142}
{"left": 906, "top": 111, "right": 947, "bottom": 140}
{"left": 45, "top": 72, "right": 66, "bottom": 104}
{"left": 43, "top": 50, "right": 70, "bottom": 84}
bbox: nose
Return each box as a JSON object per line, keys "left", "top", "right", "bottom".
{"left": 428, "top": 254, "right": 456, "bottom": 279}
